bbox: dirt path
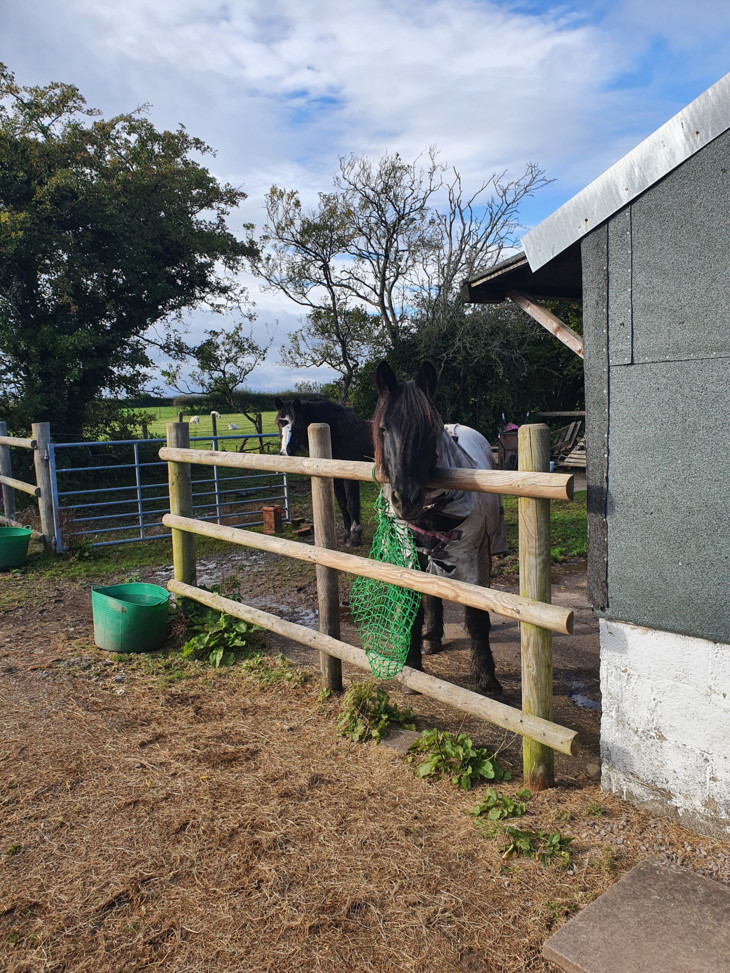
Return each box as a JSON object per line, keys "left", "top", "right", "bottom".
{"left": 1, "top": 549, "right": 728, "bottom": 973}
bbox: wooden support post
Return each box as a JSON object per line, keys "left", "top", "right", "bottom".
{"left": 508, "top": 290, "right": 584, "bottom": 358}
{"left": 32, "top": 423, "right": 56, "bottom": 553}
{"left": 0, "top": 421, "right": 16, "bottom": 524}
{"left": 308, "top": 423, "right": 343, "bottom": 692}
{"left": 519, "top": 423, "right": 554, "bottom": 790}
{"left": 166, "top": 422, "right": 196, "bottom": 586}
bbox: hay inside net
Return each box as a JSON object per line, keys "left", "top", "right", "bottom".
{"left": 350, "top": 489, "right": 421, "bottom": 679}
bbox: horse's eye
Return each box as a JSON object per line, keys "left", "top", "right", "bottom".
{"left": 379, "top": 426, "right": 388, "bottom": 436}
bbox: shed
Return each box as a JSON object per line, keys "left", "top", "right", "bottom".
{"left": 466, "top": 73, "right": 730, "bottom": 838}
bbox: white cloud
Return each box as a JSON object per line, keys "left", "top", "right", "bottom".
{"left": 6, "top": 0, "right": 730, "bottom": 390}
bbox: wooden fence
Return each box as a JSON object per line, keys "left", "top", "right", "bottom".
{"left": 160, "top": 421, "right": 579, "bottom": 789}
{"left": 0, "top": 421, "right": 57, "bottom": 551}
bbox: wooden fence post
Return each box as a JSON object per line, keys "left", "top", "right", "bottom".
{"left": 166, "top": 422, "right": 196, "bottom": 585}
{"left": 308, "top": 423, "right": 343, "bottom": 692}
{"left": 518, "top": 423, "right": 554, "bottom": 790}
{"left": 32, "top": 422, "right": 57, "bottom": 553}
{"left": 0, "top": 421, "right": 16, "bottom": 524}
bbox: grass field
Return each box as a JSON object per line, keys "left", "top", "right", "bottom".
{"left": 141, "top": 406, "right": 280, "bottom": 441}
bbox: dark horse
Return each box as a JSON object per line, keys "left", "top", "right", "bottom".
{"left": 274, "top": 397, "right": 373, "bottom": 547}
{"left": 373, "top": 361, "right": 508, "bottom": 696}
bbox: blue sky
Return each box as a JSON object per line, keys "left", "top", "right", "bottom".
{"left": 3, "top": 0, "right": 730, "bottom": 391}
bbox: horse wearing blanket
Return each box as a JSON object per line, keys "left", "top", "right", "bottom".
{"left": 373, "top": 361, "right": 508, "bottom": 697}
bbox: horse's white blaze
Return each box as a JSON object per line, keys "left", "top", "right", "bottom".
{"left": 280, "top": 420, "right": 292, "bottom": 454}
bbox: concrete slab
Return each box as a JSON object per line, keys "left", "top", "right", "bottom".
{"left": 543, "top": 859, "right": 730, "bottom": 973}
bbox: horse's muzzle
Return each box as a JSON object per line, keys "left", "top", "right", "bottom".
{"left": 390, "top": 487, "right": 425, "bottom": 522}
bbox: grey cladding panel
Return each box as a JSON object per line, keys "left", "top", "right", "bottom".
{"left": 606, "top": 358, "right": 730, "bottom": 643}
{"left": 581, "top": 227, "right": 609, "bottom": 610}
{"left": 630, "top": 130, "right": 730, "bottom": 364}
{"left": 608, "top": 209, "right": 633, "bottom": 366}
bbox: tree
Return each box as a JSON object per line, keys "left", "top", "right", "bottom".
{"left": 161, "top": 318, "right": 272, "bottom": 432}
{"left": 252, "top": 149, "right": 550, "bottom": 394}
{"left": 253, "top": 185, "right": 377, "bottom": 402}
{"left": 0, "top": 64, "right": 258, "bottom": 437}
{"left": 347, "top": 300, "right": 583, "bottom": 440}
{"left": 279, "top": 306, "right": 376, "bottom": 404}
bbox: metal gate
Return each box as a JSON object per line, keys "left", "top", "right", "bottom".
{"left": 49, "top": 433, "right": 288, "bottom": 551}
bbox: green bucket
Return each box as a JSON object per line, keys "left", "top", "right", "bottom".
{"left": 0, "top": 526, "right": 32, "bottom": 570}
{"left": 91, "top": 583, "right": 170, "bottom": 653}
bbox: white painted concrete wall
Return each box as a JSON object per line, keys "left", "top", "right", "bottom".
{"left": 599, "top": 619, "right": 730, "bottom": 839}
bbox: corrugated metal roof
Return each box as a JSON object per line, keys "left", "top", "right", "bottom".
{"left": 522, "top": 72, "right": 730, "bottom": 271}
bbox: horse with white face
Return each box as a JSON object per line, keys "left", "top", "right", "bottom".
{"left": 373, "top": 361, "right": 507, "bottom": 697}
{"left": 274, "top": 397, "right": 373, "bottom": 547}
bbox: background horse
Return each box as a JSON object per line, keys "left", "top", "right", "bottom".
{"left": 274, "top": 397, "right": 373, "bottom": 547}
{"left": 373, "top": 361, "right": 508, "bottom": 696}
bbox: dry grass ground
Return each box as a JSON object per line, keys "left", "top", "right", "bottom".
{"left": 1, "top": 568, "right": 728, "bottom": 973}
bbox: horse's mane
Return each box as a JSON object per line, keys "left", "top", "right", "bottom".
{"left": 373, "top": 378, "right": 443, "bottom": 469}
{"left": 294, "top": 399, "right": 369, "bottom": 433}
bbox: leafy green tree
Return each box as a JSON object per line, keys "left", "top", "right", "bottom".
{"left": 253, "top": 149, "right": 550, "bottom": 395}
{"left": 279, "top": 306, "right": 377, "bottom": 404}
{"left": 161, "top": 318, "right": 272, "bottom": 432}
{"left": 348, "top": 300, "right": 583, "bottom": 439}
{"left": 0, "top": 64, "right": 257, "bottom": 437}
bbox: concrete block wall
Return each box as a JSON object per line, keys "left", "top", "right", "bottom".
{"left": 600, "top": 619, "right": 730, "bottom": 838}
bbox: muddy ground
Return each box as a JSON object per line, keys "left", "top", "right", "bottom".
{"left": 1, "top": 536, "right": 728, "bottom": 973}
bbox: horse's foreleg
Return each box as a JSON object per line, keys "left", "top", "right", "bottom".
{"left": 466, "top": 606, "right": 502, "bottom": 697}
{"left": 332, "top": 479, "right": 352, "bottom": 541}
{"left": 422, "top": 595, "right": 444, "bottom": 654}
{"left": 343, "top": 480, "right": 362, "bottom": 547}
{"left": 404, "top": 596, "right": 425, "bottom": 672}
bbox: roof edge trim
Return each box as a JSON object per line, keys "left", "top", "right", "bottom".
{"left": 522, "top": 72, "right": 730, "bottom": 271}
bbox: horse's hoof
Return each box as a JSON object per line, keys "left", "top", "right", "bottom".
{"left": 477, "top": 677, "right": 504, "bottom": 699}
{"left": 422, "top": 640, "right": 443, "bottom": 656}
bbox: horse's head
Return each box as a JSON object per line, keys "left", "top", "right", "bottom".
{"left": 274, "top": 397, "right": 306, "bottom": 455}
{"left": 373, "top": 361, "right": 442, "bottom": 522}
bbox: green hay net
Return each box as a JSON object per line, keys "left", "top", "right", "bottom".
{"left": 350, "top": 490, "right": 421, "bottom": 680}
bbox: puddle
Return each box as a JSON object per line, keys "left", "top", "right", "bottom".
{"left": 571, "top": 692, "right": 602, "bottom": 712}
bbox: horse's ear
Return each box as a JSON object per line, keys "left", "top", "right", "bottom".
{"left": 375, "top": 361, "right": 398, "bottom": 395}
{"left": 292, "top": 398, "right": 301, "bottom": 410}
{"left": 414, "top": 361, "right": 438, "bottom": 399}
{"left": 274, "top": 397, "right": 283, "bottom": 410}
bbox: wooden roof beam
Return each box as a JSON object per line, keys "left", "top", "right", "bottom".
{"left": 507, "top": 290, "right": 584, "bottom": 359}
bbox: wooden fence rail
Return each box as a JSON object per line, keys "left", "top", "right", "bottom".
{"left": 158, "top": 446, "right": 575, "bottom": 502}
{"left": 162, "top": 513, "right": 573, "bottom": 635}
{"left": 163, "top": 421, "right": 578, "bottom": 789}
{"left": 0, "top": 421, "right": 56, "bottom": 548}
{"left": 168, "top": 579, "right": 579, "bottom": 757}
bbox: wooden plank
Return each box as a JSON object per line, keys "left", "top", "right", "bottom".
{"left": 32, "top": 423, "right": 56, "bottom": 553}
{"left": 519, "top": 424, "right": 555, "bottom": 790}
{"left": 0, "top": 422, "right": 15, "bottom": 522}
{"left": 508, "top": 289, "right": 584, "bottom": 358}
{"left": 166, "top": 423, "right": 197, "bottom": 586}
{"left": 159, "top": 447, "right": 575, "bottom": 501}
{"left": 0, "top": 436, "right": 37, "bottom": 449}
{"left": 162, "top": 513, "right": 574, "bottom": 635}
{"left": 0, "top": 473, "right": 40, "bottom": 497}
{"left": 167, "top": 579, "right": 580, "bottom": 756}
{"left": 308, "top": 423, "right": 342, "bottom": 692}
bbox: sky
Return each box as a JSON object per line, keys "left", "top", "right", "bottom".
{"left": 3, "top": 0, "right": 730, "bottom": 392}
